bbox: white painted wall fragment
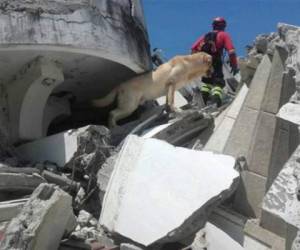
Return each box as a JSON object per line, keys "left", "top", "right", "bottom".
{"left": 100, "top": 135, "right": 239, "bottom": 246}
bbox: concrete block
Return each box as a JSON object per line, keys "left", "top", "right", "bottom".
{"left": 0, "top": 183, "right": 74, "bottom": 250}
{"left": 277, "top": 103, "right": 300, "bottom": 125}
{"left": 209, "top": 206, "right": 247, "bottom": 245}
{"left": 0, "top": 199, "right": 28, "bottom": 222}
{"left": 204, "top": 116, "right": 235, "bottom": 153}
{"left": 244, "top": 220, "right": 285, "bottom": 250}
{"left": 224, "top": 106, "right": 259, "bottom": 160}
{"left": 187, "top": 223, "right": 244, "bottom": 250}
{"left": 261, "top": 47, "right": 288, "bottom": 114}
{"left": 7, "top": 56, "right": 64, "bottom": 142}
{"left": 0, "top": 172, "right": 45, "bottom": 192}
{"left": 262, "top": 145, "right": 300, "bottom": 236}
{"left": 266, "top": 118, "right": 298, "bottom": 190}
{"left": 280, "top": 69, "right": 296, "bottom": 107}
{"left": 205, "top": 84, "right": 249, "bottom": 153}
{"left": 43, "top": 96, "right": 71, "bottom": 136}
{"left": 16, "top": 127, "right": 83, "bottom": 167}
{"left": 120, "top": 243, "right": 143, "bottom": 250}
{"left": 233, "top": 171, "right": 267, "bottom": 218}
{"left": 227, "top": 84, "right": 249, "bottom": 119}
{"left": 244, "top": 55, "right": 272, "bottom": 111}
{"left": 17, "top": 125, "right": 111, "bottom": 167}
{"left": 100, "top": 135, "right": 239, "bottom": 247}
{"left": 248, "top": 112, "right": 277, "bottom": 177}
{"left": 287, "top": 224, "right": 299, "bottom": 250}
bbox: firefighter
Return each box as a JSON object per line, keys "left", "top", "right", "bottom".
{"left": 191, "top": 17, "right": 239, "bottom": 107}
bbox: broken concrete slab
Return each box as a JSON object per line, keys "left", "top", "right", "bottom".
{"left": 233, "top": 170, "right": 267, "bottom": 218}
{"left": 0, "top": 183, "right": 74, "bottom": 250}
{"left": 261, "top": 145, "right": 300, "bottom": 238}
{"left": 0, "top": 198, "right": 28, "bottom": 223}
{"left": 0, "top": 172, "right": 45, "bottom": 192}
{"left": 42, "top": 170, "right": 80, "bottom": 193}
{"left": 186, "top": 222, "right": 244, "bottom": 250}
{"left": 243, "top": 55, "right": 272, "bottom": 110}
{"left": 153, "top": 111, "right": 214, "bottom": 146}
{"left": 7, "top": 56, "right": 64, "bottom": 142}
{"left": 120, "top": 243, "right": 143, "bottom": 250}
{"left": 261, "top": 47, "right": 288, "bottom": 114}
{"left": 277, "top": 102, "right": 300, "bottom": 125}
{"left": 244, "top": 219, "right": 285, "bottom": 250}
{"left": 204, "top": 84, "right": 249, "bottom": 153}
{"left": 99, "top": 135, "right": 239, "bottom": 247}
{"left": 16, "top": 125, "right": 112, "bottom": 168}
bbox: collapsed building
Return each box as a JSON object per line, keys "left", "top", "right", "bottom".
{"left": 0, "top": 1, "right": 300, "bottom": 250}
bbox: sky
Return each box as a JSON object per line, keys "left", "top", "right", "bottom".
{"left": 142, "top": 0, "right": 300, "bottom": 59}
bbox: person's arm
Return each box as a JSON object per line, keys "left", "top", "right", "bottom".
{"left": 191, "top": 36, "right": 204, "bottom": 54}
{"left": 223, "top": 32, "right": 239, "bottom": 74}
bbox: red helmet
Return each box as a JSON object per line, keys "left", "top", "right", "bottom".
{"left": 212, "top": 17, "right": 226, "bottom": 30}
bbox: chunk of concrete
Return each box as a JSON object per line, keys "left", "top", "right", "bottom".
{"left": 261, "top": 145, "right": 300, "bottom": 237}
{"left": 233, "top": 171, "right": 266, "bottom": 218}
{"left": 16, "top": 125, "right": 112, "bottom": 167}
{"left": 243, "top": 55, "right": 272, "bottom": 110}
{"left": 99, "top": 135, "right": 239, "bottom": 247}
{"left": 0, "top": 183, "right": 74, "bottom": 250}
{"left": 120, "top": 243, "right": 143, "bottom": 250}
{"left": 205, "top": 84, "right": 249, "bottom": 153}
{"left": 261, "top": 47, "right": 288, "bottom": 114}
{"left": 277, "top": 102, "right": 300, "bottom": 125}
{"left": 7, "top": 56, "right": 64, "bottom": 142}
{"left": 185, "top": 223, "right": 244, "bottom": 250}
{"left": 0, "top": 199, "right": 28, "bottom": 222}
{"left": 0, "top": 172, "right": 45, "bottom": 192}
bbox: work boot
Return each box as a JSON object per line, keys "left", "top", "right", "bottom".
{"left": 200, "top": 83, "right": 212, "bottom": 105}
{"left": 210, "top": 94, "right": 222, "bottom": 107}
{"left": 210, "top": 86, "right": 223, "bottom": 107}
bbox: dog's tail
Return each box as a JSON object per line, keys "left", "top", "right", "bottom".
{"left": 91, "top": 88, "right": 117, "bottom": 107}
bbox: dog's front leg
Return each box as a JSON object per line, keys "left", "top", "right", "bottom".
{"left": 166, "top": 83, "right": 175, "bottom": 112}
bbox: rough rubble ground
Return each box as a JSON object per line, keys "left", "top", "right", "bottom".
{"left": 1, "top": 21, "right": 300, "bottom": 250}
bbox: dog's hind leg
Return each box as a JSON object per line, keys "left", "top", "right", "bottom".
{"left": 108, "top": 91, "right": 141, "bottom": 127}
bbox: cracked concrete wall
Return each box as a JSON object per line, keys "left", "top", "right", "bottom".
{"left": 0, "top": 0, "right": 151, "bottom": 142}
{"left": 0, "top": 0, "right": 151, "bottom": 74}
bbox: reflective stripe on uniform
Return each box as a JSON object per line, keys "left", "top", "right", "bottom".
{"left": 211, "top": 86, "right": 223, "bottom": 99}
{"left": 200, "top": 83, "right": 213, "bottom": 93}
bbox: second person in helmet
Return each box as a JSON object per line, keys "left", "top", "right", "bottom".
{"left": 191, "top": 17, "right": 239, "bottom": 107}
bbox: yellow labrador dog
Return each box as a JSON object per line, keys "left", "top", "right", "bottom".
{"left": 92, "top": 52, "right": 212, "bottom": 127}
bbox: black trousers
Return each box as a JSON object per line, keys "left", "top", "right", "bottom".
{"left": 201, "top": 56, "right": 225, "bottom": 87}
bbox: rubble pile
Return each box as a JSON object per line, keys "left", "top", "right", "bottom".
{"left": 0, "top": 1, "right": 300, "bottom": 249}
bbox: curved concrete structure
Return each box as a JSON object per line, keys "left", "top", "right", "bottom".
{"left": 0, "top": 0, "right": 151, "bottom": 142}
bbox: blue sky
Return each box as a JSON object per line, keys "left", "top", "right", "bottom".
{"left": 142, "top": 0, "right": 300, "bottom": 59}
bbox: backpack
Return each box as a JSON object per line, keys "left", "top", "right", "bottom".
{"left": 199, "top": 31, "right": 218, "bottom": 55}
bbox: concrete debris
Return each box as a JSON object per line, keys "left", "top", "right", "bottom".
{"left": 42, "top": 170, "right": 80, "bottom": 193}
{"left": 0, "top": 198, "right": 28, "bottom": 223}
{"left": 77, "top": 210, "right": 93, "bottom": 227}
{"left": 0, "top": 183, "right": 74, "bottom": 250}
{"left": 277, "top": 102, "right": 300, "bottom": 125}
{"left": 152, "top": 111, "right": 214, "bottom": 147}
{"left": 65, "top": 125, "right": 113, "bottom": 175}
{"left": 0, "top": 172, "right": 45, "bottom": 192}
{"left": 120, "top": 243, "right": 143, "bottom": 250}
{"left": 97, "top": 154, "right": 118, "bottom": 205}
{"left": 184, "top": 223, "right": 244, "bottom": 250}
{"left": 100, "top": 135, "right": 239, "bottom": 247}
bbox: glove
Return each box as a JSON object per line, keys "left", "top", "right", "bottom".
{"left": 230, "top": 65, "right": 239, "bottom": 76}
